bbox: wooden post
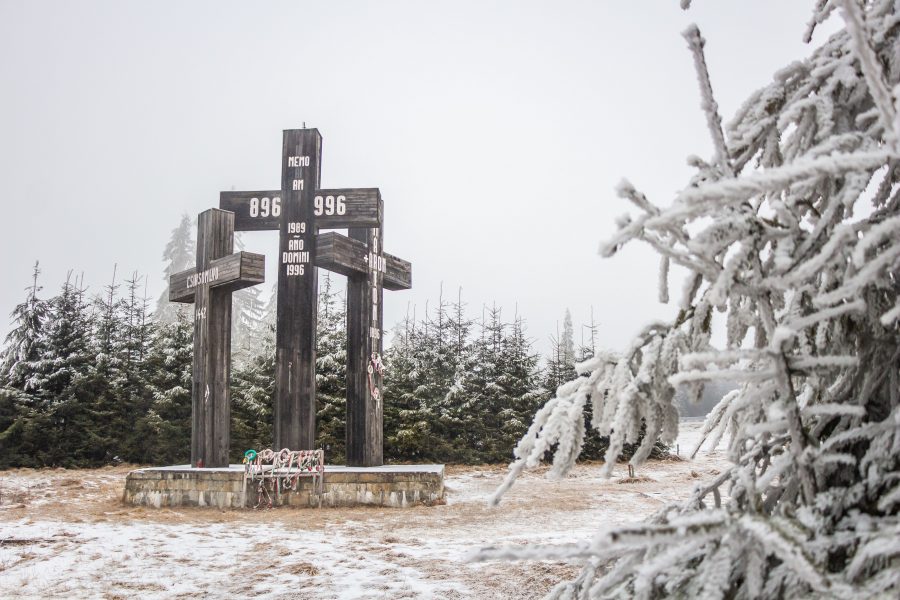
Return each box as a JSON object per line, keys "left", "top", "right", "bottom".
{"left": 346, "top": 226, "right": 386, "bottom": 466}
{"left": 194, "top": 209, "right": 232, "bottom": 468}
{"left": 274, "top": 128, "right": 321, "bottom": 450}
{"left": 169, "top": 209, "right": 265, "bottom": 468}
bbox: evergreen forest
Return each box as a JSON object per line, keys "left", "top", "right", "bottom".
{"left": 0, "top": 217, "right": 655, "bottom": 467}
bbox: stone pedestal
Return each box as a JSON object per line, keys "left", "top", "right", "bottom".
{"left": 123, "top": 464, "right": 444, "bottom": 509}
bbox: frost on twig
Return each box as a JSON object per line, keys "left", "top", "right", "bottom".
{"left": 683, "top": 24, "right": 733, "bottom": 177}
{"left": 838, "top": 0, "right": 900, "bottom": 144}
{"left": 482, "top": 2, "right": 900, "bottom": 597}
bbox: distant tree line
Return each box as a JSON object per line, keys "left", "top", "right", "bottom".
{"left": 0, "top": 218, "right": 662, "bottom": 468}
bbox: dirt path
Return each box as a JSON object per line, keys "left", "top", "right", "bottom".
{"left": 0, "top": 422, "right": 727, "bottom": 599}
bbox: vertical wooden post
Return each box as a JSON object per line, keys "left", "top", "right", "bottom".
{"left": 274, "top": 128, "right": 321, "bottom": 450}
{"left": 191, "top": 209, "right": 234, "bottom": 468}
{"left": 346, "top": 224, "right": 385, "bottom": 466}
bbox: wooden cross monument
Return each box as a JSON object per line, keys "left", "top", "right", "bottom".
{"left": 169, "top": 208, "right": 265, "bottom": 468}
{"left": 220, "top": 128, "right": 411, "bottom": 467}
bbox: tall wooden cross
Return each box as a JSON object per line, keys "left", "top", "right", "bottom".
{"left": 169, "top": 208, "right": 265, "bottom": 468}
{"left": 220, "top": 128, "right": 411, "bottom": 466}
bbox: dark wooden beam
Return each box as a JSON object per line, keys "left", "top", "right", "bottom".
{"left": 346, "top": 226, "right": 384, "bottom": 466}
{"left": 169, "top": 251, "right": 265, "bottom": 303}
{"left": 274, "top": 128, "right": 321, "bottom": 451}
{"left": 313, "top": 231, "right": 366, "bottom": 279}
{"left": 191, "top": 209, "right": 234, "bottom": 468}
{"left": 383, "top": 252, "right": 412, "bottom": 291}
{"left": 221, "top": 188, "right": 383, "bottom": 231}
{"left": 314, "top": 232, "right": 412, "bottom": 290}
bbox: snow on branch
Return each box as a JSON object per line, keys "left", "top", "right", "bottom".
{"left": 483, "top": 1, "right": 900, "bottom": 597}
{"left": 838, "top": 0, "right": 900, "bottom": 144}
{"left": 683, "top": 24, "right": 733, "bottom": 176}
{"left": 675, "top": 148, "right": 891, "bottom": 207}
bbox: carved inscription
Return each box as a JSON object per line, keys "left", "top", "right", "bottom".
{"left": 187, "top": 267, "right": 220, "bottom": 288}
{"left": 369, "top": 228, "right": 382, "bottom": 341}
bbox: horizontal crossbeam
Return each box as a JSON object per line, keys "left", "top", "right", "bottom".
{"left": 220, "top": 188, "right": 383, "bottom": 231}
{"left": 170, "top": 251, "right": 265, "bottom": 303}
{"left": 383, "top": 251, "right": 413, "bottom": 291}
{"left": 315, "top": 232, "right": 412, "bottom": 291}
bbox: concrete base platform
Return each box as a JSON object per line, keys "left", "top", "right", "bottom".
{"left": 123, "top": 464, "right": 445, "bottom": 509}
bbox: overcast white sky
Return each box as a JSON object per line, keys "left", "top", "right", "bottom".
{"left": 0, "top": 1, "right": 839, "bottom": 355}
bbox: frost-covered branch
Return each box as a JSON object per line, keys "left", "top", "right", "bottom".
{"left": 683, "top": 24, "right": 733, "bottom": 176}
{"left": 483, "top": 1, "right": 900, "bottom": 597}
{"left": 838, "top": 0, "right": 900, "bottom": 144}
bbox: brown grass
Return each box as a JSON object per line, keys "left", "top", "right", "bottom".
{"left": 616, "top": 476, "right": 657, "bottom": 484}
{"left": 0, "top": 448, "right": 730, "bottom": 600}
{"left": 291, "top": 561, "right": 320, "bottom": 576}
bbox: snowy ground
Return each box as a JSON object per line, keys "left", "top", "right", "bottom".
{"left": 0, "top": 421, "right": 727, "bottom": 599}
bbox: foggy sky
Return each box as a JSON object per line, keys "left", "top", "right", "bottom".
{"left": 0, "top": 1, "right": 839, "bottom": 356}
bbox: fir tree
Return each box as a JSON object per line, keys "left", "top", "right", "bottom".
{"left": 155, "top": 213, "right": 194, "bottom": 325}
{"left": 143, "top": 311, "right": 193, "bottom": 465}
{"left": 435, "top": 292, "right": 480, "bottom": 461}
{"left": 383, "top": 309, "right": 432, "bottom": 460}
{"left": 0, "top": 261, "right": 49, "bottom": 391}
{"left": 545, "top": 310, "right": 577, "bottom": 393}
{"left": 122, "top": 272, "right": 152, "bottom": 374}
{"left": 449, "top": 287, "right": 472, "bottom": 361}
{"left": 32, "top": 273, "right": 97, "bottom": 466}
{"left": 384, "top": 294, "right": 551, "bottom": 464}
{"left": 230, "top": 278, "right": 278, "bottom": 459}
{"left": 414, "top": 293, "right": 467, "bottom": 460}
{"left": 260, "top": 282, "right": 278, "bottom": 335}
{"left": 230, "top": 334, "right": 275, "bottom": 460}
{"left": 88, "top": 266, "right": 129, "bottom": 463}
{"left": 231, "top": 232, "right": 266, "bottom": 366}
{"left": 561, "top": 308, "right": 576, "bottom": 367}
{"left": 0, "top": 387, "right": 21, "bottom": 468}
{"left": 492, "top": 315, "right": 544, "bottom": 461}
{"left": 118, "top": 272, "right": 155, "bottom": 462}
{"left": 314, "top": 273, "right": 347, "bottom": 461}
{"left": 483, "top": 3, "right": 900, "bottom": 597}
{"left": 577, "top": 307, "right": 598, "bottom": 363}
{"left": 441, "top": 304, "right": 489, "bottom": 462}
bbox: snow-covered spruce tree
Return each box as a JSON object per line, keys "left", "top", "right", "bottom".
{"left": 260, "top": 282, "right": 278, "bottom": 334}
{"left": 562, "top": 309, "right": 576, "bottom": 367}
{"left": 31, "top": 272, "right": 97, "bottom": 466}
{"left": 315, "top": 273, "right": 347, "bottom": 461}
{"left": 384, "top": 292, "right": 475, "bottom": 462}
{"left": 231, "top": 276, "right": 280, "bottom": 460}
{"left": 142, "top": 310, "right": 193, "bottom": 465}
{"left": 0, "top": 265, "right": 47, "bottom": 465}
{"left": 571, "top": 308, "right": 621, "bottom": 461}
{"left": 383, "top": 310, "right": 433, "bottom": 460}
{"left": 478, "top": 2, "right": 900, "bottom": 597}
{"left": 577, "top": 308, "right": 599, "bottom": 364}
{"left": 230, "top": 336, "right": 275, "bottom": 460}
{"left": 443, "top": 303, "right": 498, "bottom": 462}
{"left": 0, "top": 261, "right": 49, "bottom": 391}
{"left": 406, "top": 295, "right": 463, "bottom": 460}
{"left": 0, "top": 387, "right": 21, "bottom": 468}
{"left": 546, "top": 310, "right": 578, "bottom": 393}
{"left": 492, "top": 315, "right": 545, "bottom": 461}
{"left": 121, "top": 273, "right": 152, "bottom": 372}
{"left": 459, "top": 305, "right": 546, "bottom": 463}
{"left": 118, "top": 272, "right": 156, "bottom": 462}
{"left": 449, "top": 288, "right": 473, "bottom": 361}
{"left": 231, "top": 232, "right": 267, "bottom": 366}
{"left": 155, "top": 213, "right": 194, "bottom": 325}
{"left": 88, "top": 266, "right": 132, "bottom": 463}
